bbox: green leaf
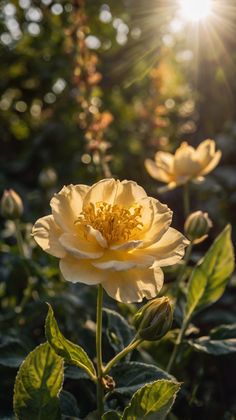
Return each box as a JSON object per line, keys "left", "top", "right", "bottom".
{"left": 110, "top": 362, "right": 174, "bottom": 397}
{"left": 185, "top": 225, "right": 234, "bottom": 321}
{"left": 64, "top": 365, "right": 90, "bottom": 380}
{"left": 188, "top": 337, "right": 236, "bottom": 355}
{"left": 102, "top": 411, "right": 122, "bottom": 420}
{"left": 13, "top": 342, "right": 63, "bottom": 420}
{"left": 45, "top": 304, "right": 96, "bottom": 379}
{"left": 210, "top": 323, "right": 236, "bottom": 340}
{"left": 188, "top": 323, "right": 236, "bottom": 355}
{"left": 122, "top": 379, "right": 181, "bottom": 420}
{"left": 103, "top": 308, "right": 134, "bottom": 354}
{"left": 60, "top": 390, "right": 80, "bottom": 417}
{"left": 0, "top": 337, "right": 28, "bottom": 368}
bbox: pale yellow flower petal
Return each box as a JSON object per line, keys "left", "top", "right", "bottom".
{"left": 110, "top": 240, "right": 143, "bottom": 251}
{"left": 83, "top": 179, "right": 147, "bottom": 207}
{"left": 144, "top": 159, "right": 172, "bottom": 183}
{"left": 92, "top": 259, "right": 139, "bottom": 271}
{"left": 59, "top": 233, "right": 104, "bottom": 259}
{"left": 91, "top": 249, "right": 153, "bottom": 271}
{"left": 32, "top": 215, "right": 65, "bottom": 258}
{"left": 102, "top": 264, "right": 164, "bottom": 303}
{"left": 85, "top": 225, "right": 108, "bottom": 248}
{"left": 83, "top": 179, "right": 118, "bottom": 206}
{"left": 141, "top": 227, "right": 189, "bottom": 266}
{"left": 155, "top": 151, "right": 174, "bottom": 173}
{"left": 174, "top": 143, "right": 201, "bottom": 177}
{"left": 196, "top": 139, "right": 216, "bottom": 167}
{"left": 142, "top": 197, "right": 173, "bottom": 246}
{"left": 137, "top": 196, "right": 155, "bottom": 231}
{"left": 200, "top": 150, "right": 222, "bottom": 175}
{"left": 60, "top": 255, "right": 103, "bottom": 285}
{"left": 115, "top": 180, "right": 147, "bottom": 206}
{"left": 50, "top": 184, "right": 89, "bottom": 231}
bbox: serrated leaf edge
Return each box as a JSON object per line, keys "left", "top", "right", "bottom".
{"left": 13, "top": 342, "right": 64, "bottom": 420}
{"left": 184, "top": 224, "right": 234, "bottom": 321}
{"left": 45, "top": 303, "right": 96, "bottom": 380}
{"left": 122, "top": 379, "right": 181, "bottom": 419}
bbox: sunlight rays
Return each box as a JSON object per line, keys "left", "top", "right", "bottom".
{"left": 179, "top": 0, "right": 212, "bottom": 22}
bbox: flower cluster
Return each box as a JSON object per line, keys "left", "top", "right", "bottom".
{"left": 32, "top": 179, "right": 188, "bottom": 303}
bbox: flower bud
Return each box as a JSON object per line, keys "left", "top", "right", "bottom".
{"left": 1, "top": 189, "right": 23, "bottom": 220}
{"left": 184, "top": 211, "right": 212, "bottom": 244}
{"left": 38, "top": 167, "right": 57, "bottom": 189}
{"left": 133, "top": 296, "right": 173, "bottom": 341}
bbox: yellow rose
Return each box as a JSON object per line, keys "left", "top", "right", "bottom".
{"left": 32, "top": 179, "right": 188, "bottom": 303}
{"left": 145, "top": 139, "right": 221, "bottom": 191}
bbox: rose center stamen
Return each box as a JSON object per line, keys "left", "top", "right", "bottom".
{"left": 76, "top": 201, "right": 143, "bottom": 244}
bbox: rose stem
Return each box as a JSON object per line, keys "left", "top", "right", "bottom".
{"left": 103, "top": 338, "right": 142, "bottom": 375}
{"left": 14, "top": 220, "right": 34, "bottom": 314}
{"left": 14, "top": 219, "right": 25, "bottom": 258}
{"left": 96, "top": 284, "right": 104, "bottom": 418}
{"left": 174, "top": 241, "right": 193, "bottom": 299}
{"left": 166, "top": 318, "right": 189, "bottom": 373}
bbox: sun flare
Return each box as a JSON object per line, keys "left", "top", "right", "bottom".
{"left": 180, "top": 0, "right": 212, "bottom": 22}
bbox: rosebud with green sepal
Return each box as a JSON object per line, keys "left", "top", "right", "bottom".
{"left": 133, "top": 296, "right": 173, "bottom": 341}
{"left": 184, "top": 210, "right": 212, "bottom": 244}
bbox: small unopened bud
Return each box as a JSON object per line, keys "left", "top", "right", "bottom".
{"left": 184, "top": 211, "right": 212, "bottom": 244}
{"left": 1, "top": 189, "right": 23, "bottom": 220}
{"left": 38, "top": 167, "right": 57, "bottom": 189}
{"left": 133, "top": 297, "right": 173, "bottom": 341}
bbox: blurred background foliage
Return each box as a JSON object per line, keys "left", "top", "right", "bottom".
{"left": 0, "top": 0, "right": 236, "bottom": 419}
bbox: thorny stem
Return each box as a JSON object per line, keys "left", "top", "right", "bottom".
{"left": 96, "top": 284, "right": 104, "bottom": 418}
{"left": 103, "top": 338, "right": 143, "bottom": 376}
{"left": 183, "top": 182, "right": 190, "bottom": 218}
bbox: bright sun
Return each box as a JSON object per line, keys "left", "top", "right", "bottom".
{"left": 180, "top": 0, "right": 212, "bottom": 22}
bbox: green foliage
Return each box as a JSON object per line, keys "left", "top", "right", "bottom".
{"left": 188, "top": 336, "right": 236, "bottom": 355}
{"left": 1, "top": 1, "right": 236, "bottom": 418}
{"left": 60, "top": 390, "right": 80, "bottom": 418}
{"left": 102, "top": 380, "right": 180, "bottom": 420}
{"left": 188, "top": 324, "right": 236, "bottom": 355}
{"left": 104, "top": 308, "right": 134, "bottom": 353}
{"left": 110, "top": 362, "right": 173, "bottom": 397}
{"left": 45, "top": 303, "right": 96, "bottom": 379}
{"left": 184, "top": 225, "right": 234, "bottom": 321}
{"left": 210, "top": 324, "right": 236, "bottom": 339}
{"left": 13, "top": 342, "right": 63, "bottom": 420}
{"left": 102, "top": 412, "right": 122, "bottom": 419}
{"left": 0, "top": 337, "right": 28, "bottom": 368}
{"left": 122, "top": 379, "right": 180, "bottom": 420}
